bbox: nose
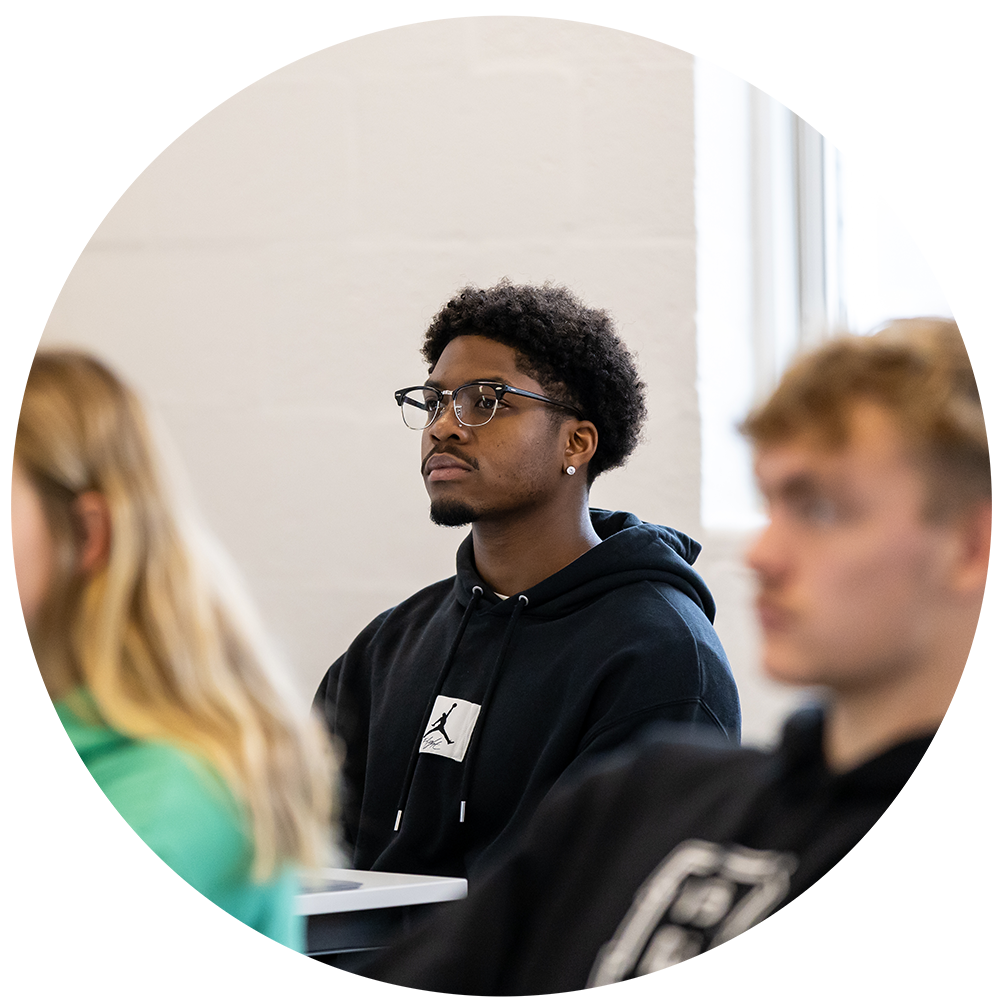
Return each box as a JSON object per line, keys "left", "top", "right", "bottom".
{"left": 745, "top": 517, "right": 785, "bottom": 585}
{"left": 428, "top": 392, "right": 470, "bottom": 442}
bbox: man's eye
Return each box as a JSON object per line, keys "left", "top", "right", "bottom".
{"left": 475, "top": 395, "right": 500, "bottom": 410}
{"left": 794, "top": 496, "right": 838, "bottom": 524}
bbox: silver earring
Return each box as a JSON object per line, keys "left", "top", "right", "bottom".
{"left": 565, "top": 466, "right": 576, "bottom": 476}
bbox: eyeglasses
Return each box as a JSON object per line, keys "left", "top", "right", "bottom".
{"left": 394, "top": 381, "right": 583, "bottom": 430}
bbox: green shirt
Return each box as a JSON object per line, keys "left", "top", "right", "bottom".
{"left": 11, "top": 691, "right": 302, "bottom": 996}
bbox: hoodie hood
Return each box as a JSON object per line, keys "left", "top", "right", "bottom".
{"left": 452, "top": 508, "right": 716, "bottom": 622}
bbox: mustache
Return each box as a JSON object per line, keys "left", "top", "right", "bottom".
{"left": 421, "top": 446, "right": 480, "bottom": 476}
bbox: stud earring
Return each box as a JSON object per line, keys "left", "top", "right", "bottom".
{"left": 565, "top": 466, "right": 576, "bottom": 476}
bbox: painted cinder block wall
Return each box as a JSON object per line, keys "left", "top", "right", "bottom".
{"left": 11, "top": 16, "right": 796, "bottom": 738}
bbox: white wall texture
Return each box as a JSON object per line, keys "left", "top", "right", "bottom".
{"left": 39, "top": 17, "right": 796, "bottom": 744}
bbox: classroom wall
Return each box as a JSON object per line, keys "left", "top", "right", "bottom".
{"left": 39, "top": 16, "right": 798, "bottom": 744}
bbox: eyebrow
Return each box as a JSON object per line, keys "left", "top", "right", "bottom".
{"left": 424, "top": 376, "right": 512, "bottom": 389}
{"left": 772, "top": 469, "right": 857, "bottom": 507}
{"left": 760, "top": 471, "right": 826, "bottom": 505}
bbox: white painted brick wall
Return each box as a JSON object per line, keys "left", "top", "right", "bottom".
{"left": 40, "top": 17, "right": 785, "bottom": 742}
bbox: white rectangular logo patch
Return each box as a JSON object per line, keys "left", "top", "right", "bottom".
{"left": 587, "top": 840, "right": 797, "bottom": 987}
{"left": 419, "top": 695, "right": 481, "bottom": 762}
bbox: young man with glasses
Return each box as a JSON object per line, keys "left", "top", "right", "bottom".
{"left": 314, "top": 281, "right": 741, "bottom": 878}
{"left": 361, "top": 318, "right": 990, "bottom": 992}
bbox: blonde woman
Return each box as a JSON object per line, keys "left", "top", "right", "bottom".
{"left": 12, "top": 349, "right": 334, "bottom": 949}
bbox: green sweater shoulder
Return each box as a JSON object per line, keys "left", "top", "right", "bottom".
{"left": 11, "top": 691, "right": 302, "bottom": 996}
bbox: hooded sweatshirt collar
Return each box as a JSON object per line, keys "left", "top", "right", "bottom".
{"left": 451, "top": 508, "right": 716, "bottom": 621}
{"left": 775, "top": 705, "right": 935, "bottom": 798}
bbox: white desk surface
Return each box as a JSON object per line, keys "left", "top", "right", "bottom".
{"left": 296, "top": 868, "right": 468, "bottom": 916}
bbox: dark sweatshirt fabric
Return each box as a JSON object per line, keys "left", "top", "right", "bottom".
{"left": 314, "top": 509, "right": 741, "bottom": 878}
{"left": 363, "top": 707, "right": 932, "bottom": 994}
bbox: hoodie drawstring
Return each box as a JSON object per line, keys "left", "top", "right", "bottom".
{"left": 393, "top": 585, "right": 484, "bottom": 832}
{"left": 458, "top": 594, "right": 528, "bottom": 823}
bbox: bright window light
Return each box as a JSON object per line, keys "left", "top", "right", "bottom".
{"left": 823, "top": 13, "right": 993, "bottom": 332}
{"left": 695, "top": 58, "right": 952, "bottom": 532}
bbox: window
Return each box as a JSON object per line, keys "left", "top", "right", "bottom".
{"left": 822, "top": 11, "right": 995, "bottom": 331}
{"left": 694, "top": 12, "right": 994, "bottom": 530}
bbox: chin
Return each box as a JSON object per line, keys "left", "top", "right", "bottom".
{"left": 430, "top": 498, "right": 480, "bottom": 527}
{"left": 760, "top": 643, "right": 815, "bottom": 687}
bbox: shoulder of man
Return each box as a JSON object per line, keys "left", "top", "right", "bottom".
{"left": 364, "top": 733, "right": 771, "bottom": 994}
{"left": 548, "top": 727, "right": 768, "bottom": 822}
{"left": 315, "top": 575, "right": 458, "bottom": 689}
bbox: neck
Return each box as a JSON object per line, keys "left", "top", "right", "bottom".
{"left": 10, "top": 635, "right": 73, "bottom": 719}
{"left": 470, "top": 497, "right": 601, "bottom": 596}
{"left": 823, "top": 632, "right": 973, "bottom": 772}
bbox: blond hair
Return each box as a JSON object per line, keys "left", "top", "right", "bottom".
{"left": 16, "top": 350, "right": 334, "bottom": 879}
{"left": 741, "top": 318, "right": 990, "bottom": 519}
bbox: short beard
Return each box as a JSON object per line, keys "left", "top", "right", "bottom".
{"left": 430, "top": 499, "right": 480, "bottom": 527}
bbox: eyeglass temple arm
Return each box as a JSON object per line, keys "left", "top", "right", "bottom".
{"left": 495, "top": 385, "right": 583, "bottom": 418}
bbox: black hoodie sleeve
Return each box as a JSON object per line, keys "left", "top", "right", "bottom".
{"left": 313, "top": 610, "right": 393, "bottom": 853}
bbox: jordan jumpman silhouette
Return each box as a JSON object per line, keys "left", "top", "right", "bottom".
{"left": 423, "top": 702, "right": 458, "bottom": 745}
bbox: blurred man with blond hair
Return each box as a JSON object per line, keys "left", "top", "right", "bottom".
{"left": 363, "top": 318, "right": 990, "bottom": 994}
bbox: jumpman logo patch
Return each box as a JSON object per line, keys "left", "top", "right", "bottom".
{"left": 419, "top": 695, "right": 481, "bottom": 762}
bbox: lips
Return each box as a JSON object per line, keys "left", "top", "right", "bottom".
{"left": 755, "top": 597, "right": 794, "bottom": 632}
{"left": 423, "top": 452, "right": 476, "bottom": 482}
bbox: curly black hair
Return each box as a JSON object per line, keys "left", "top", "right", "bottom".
{"left": 422, "top": 281, "right": 647, "bottom": 483}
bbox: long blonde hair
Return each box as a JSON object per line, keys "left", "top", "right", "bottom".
{"left": 16, "top": 349, "right": 334, "bottom": 879}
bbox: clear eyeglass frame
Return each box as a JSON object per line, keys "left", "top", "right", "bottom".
{"left": 393, "top": 381, "right": 582, "bottom": 430}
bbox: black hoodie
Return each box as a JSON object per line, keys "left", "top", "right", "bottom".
{"left": 363, "top": 708, "right": 932, "bottom": 994}
{"left": 314, "top": 509, "right": 741, "bottom": 878}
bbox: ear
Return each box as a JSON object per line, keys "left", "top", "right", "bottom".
{"left": 563, "top": 420, "right": 599, "bottom": 474}
{"left": 949, "top": 499, "right": 992, "bottom": 597}
{"left": 73, "top": 491, "right": 112, "bottom": 576}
